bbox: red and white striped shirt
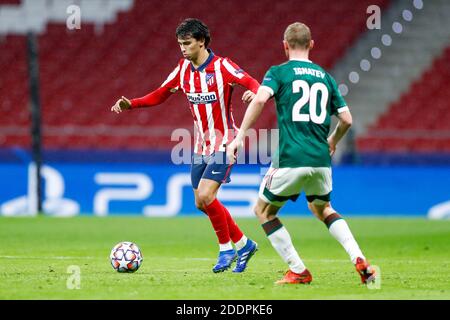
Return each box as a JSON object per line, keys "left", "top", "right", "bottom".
{"left": 130, "top": 50, "right": 260, "bottom": 155}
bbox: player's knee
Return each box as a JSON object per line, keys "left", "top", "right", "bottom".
{"left": 309, "top": 201, "right": 333, "bottom": 221}
{"left": 253, "top": 202, "right": 274, "bottom": 222}
{"left": 307, "top": 202, "right": 316, "bottom": 212}
{"left": 308, "top": 202, "right": 322, "bottom": 219}
{"left": 253, "top": 199, "right": 267, "bottom": 217}
{"left": 253, "top": 204, "right": 263, "bottom": 218}
{"left": 253, "top": 206, "right": 269, "bottom": 224}
{"left": 197, "top": 189, "right": 215, "bottom": 207}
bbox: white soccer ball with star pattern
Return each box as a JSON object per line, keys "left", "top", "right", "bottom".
{"left": 110, "top": 241, "right": 143, "bottom": 273}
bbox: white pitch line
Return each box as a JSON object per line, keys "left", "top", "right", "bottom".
{"left": 0, "top": 256, "right": 98, "bottom": 260}
{"left": 166, "top": 257, "right": 450, "bottom": 264}
{"left": 1, "top": 256, "right": 448, "bottom": 265}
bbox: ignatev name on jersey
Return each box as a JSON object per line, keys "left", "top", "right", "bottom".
{"left": 186, "top": 92, "right": 218, "bottom": 104}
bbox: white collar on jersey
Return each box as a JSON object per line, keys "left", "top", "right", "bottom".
{"left": 289, "top": 58, "right": 312, "bottom": 62}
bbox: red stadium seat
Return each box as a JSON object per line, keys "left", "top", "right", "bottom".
{"left": 1, "top": 0, "right": 391, "bottom": 149}
{"left": 0, "top": 0, "right": 20, "bottom": 4}
{"left": 357, "top": 45, "right": 450, "bottom": 153}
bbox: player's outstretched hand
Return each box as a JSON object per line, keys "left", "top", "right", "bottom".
{"left": 111, "top": 96, "right": 131, "bottom": 113}
{"left": 226, "top": 139, "right": 243, "bottom": 165}
{"left": 241, "top": 90, "right": 255, "bottom": 104}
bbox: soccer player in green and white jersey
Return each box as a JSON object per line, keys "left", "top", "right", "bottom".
{"left": 226, "top": 22, "right": 375, "bottom": 285}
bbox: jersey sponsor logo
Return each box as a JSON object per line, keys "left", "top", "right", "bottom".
{"left": 234, "top": 68, "right": 244, "bottom": 75}
{"left": 264, "top": 77, "right": 272, "bottom": 81}
{"left": 206, "top": 73, "right": 215, "bottom": 86}
{"left": 186, "top": 92, "right": 218, "bottom": 104}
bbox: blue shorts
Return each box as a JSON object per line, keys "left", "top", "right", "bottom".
{"left": 191, "top": 151, "right": 233, "bottom": 189}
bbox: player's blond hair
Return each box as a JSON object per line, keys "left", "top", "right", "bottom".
{"left": 284, "top": 22, "right": 311, "bottom": 50}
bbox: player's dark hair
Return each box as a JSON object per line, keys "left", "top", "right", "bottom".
{"left": 176, "top": 18, "right": 211, "bottom": 47}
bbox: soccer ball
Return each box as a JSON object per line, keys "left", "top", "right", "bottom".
{"left": 110, "top": 241, "right": 143, "bottom": 273}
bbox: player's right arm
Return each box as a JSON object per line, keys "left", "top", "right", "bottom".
{"left": 226, "top": 87, "right": 272, "bottom": 164}
{"left": 226, "top": 67, "right": 278, "bottom": 164}
{"left": 110, "top": 62, "right": 182, "bottom": 113}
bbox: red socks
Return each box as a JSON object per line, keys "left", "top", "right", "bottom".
{"left": 204, "top": 198, "right": 243, "bottom": 244}
{"left": 204, "top": 198, "right": 231, "bottom": 244}
{"left": 222, "top": 205, "right": 244, "bottom": 243}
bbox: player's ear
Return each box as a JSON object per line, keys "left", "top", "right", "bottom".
{"left": 283, "top": 40, "right": 289, "bottom": 58}
{"left": 309, "top": 40, "right": 314, "bottom": 50}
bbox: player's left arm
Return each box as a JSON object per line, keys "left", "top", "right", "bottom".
{"left": 328, "top": 109, "right": 352, "bottom": 156}
{"left": 327, "top": 73, "right": 352, "bottom": 156}
{"left": 226, "top": 87, "right": 271, "bottom": 163}
{"left": 222, "top": 58, "right": 260, "bottom": 103}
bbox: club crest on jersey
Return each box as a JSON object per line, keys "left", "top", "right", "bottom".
{"left": 187, "top": 92, "right": 218, "bottom": 104}
{"left": 206, "top": 73, "right": 215, "bottom": 86}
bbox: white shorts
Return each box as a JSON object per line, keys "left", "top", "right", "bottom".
{"left": 259, "top": 166, "right": 332, "bottom": 207}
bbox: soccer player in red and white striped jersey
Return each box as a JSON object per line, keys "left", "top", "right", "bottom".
{"left": 111, "top": 18, "right": 259, "bottom": 273}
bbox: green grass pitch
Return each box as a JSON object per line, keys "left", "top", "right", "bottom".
{"left": 0, "top": 216, "right": 449, "bottom": 300}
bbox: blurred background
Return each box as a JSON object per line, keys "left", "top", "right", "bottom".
{"left": 0, "top": 0, "right": 449, "bottom": 218}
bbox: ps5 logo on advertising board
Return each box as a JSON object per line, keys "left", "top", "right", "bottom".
{"left": 0, "top": 164, "right": 260, "bottom": 217}
{"left": 0, "top": 164, "right": 80, "bottom": 217}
